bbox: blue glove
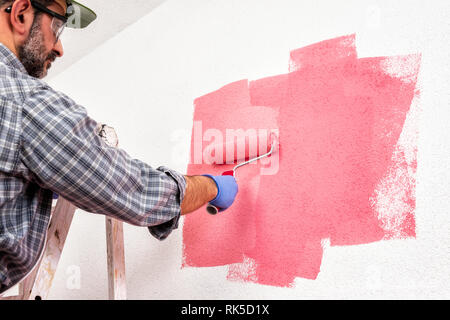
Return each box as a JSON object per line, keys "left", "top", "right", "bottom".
{"left": 203, "top": 174, "right": 238, "bottom": 213}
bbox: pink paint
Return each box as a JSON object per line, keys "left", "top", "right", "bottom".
{"left": 183, "top": 79, "right": 279, "bottom": 267}
{"left": 183, "top": 34, "right": 420, "bottom": 287}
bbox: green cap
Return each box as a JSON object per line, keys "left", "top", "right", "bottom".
{"left": 65, "top": 0, "right": 96, "bottom": 29}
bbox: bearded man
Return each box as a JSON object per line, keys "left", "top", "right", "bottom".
{"left": 0, "top": 0, "right": 238, "bottom": 294}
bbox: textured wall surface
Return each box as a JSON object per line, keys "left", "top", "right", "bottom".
{"left": 35, "top": 0, "right": 450, "bottom": 299}
{"left": 183, "top": 34, "right": 421, "bottom": 287}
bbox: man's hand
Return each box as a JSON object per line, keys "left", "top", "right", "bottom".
{"left": 203, "top": 175, "right": 238, "bottom": 213}
{"left": 181, "top": 175, "right": 238, "bottom": 215}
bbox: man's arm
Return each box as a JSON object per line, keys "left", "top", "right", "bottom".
{"left": 20, "top": 88, "right": 238, "bottom": 240}
{"left": 181, "top": 176, "right": 218, "bottom": 215}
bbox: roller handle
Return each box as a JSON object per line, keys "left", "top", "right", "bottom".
{"left": 206, "top": 170, "right": 234, "bottom": 215}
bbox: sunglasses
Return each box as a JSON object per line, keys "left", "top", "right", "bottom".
{"left": 5, "top": 0, "right": 68, "bottom": 44}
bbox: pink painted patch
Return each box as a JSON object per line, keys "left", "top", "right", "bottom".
{"left": 182, "top": 34, "right": 421, "bottom": 287}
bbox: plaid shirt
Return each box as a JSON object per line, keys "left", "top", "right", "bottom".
{"left": 0, "top": 44, "right": 186, "bottom": 294}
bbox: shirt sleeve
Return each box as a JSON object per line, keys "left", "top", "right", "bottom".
{"left": 19, "top": 86, "right": 186, "bottom": 240}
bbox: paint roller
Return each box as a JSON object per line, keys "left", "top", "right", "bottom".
{"left": 206, "top": 131, "right": 279, "bottom": 215}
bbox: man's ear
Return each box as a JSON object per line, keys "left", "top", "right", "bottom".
{"left": 9, "top": 0, "right": 34, "bottom": 37}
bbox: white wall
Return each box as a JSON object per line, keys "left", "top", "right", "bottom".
{"left": 43, "top": 0, "right": 450, "bottom": 299}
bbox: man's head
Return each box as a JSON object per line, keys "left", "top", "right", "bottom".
{"left": 0, "top": 0, "right": 96, "bottom": 78}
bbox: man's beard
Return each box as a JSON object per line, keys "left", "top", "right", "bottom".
{"left": 18, "top": 15, "right": 58, "bottom": 79}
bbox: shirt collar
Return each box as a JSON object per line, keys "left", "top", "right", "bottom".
{"left": 0, "top": 42, "right": 28, "bottom": 75}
